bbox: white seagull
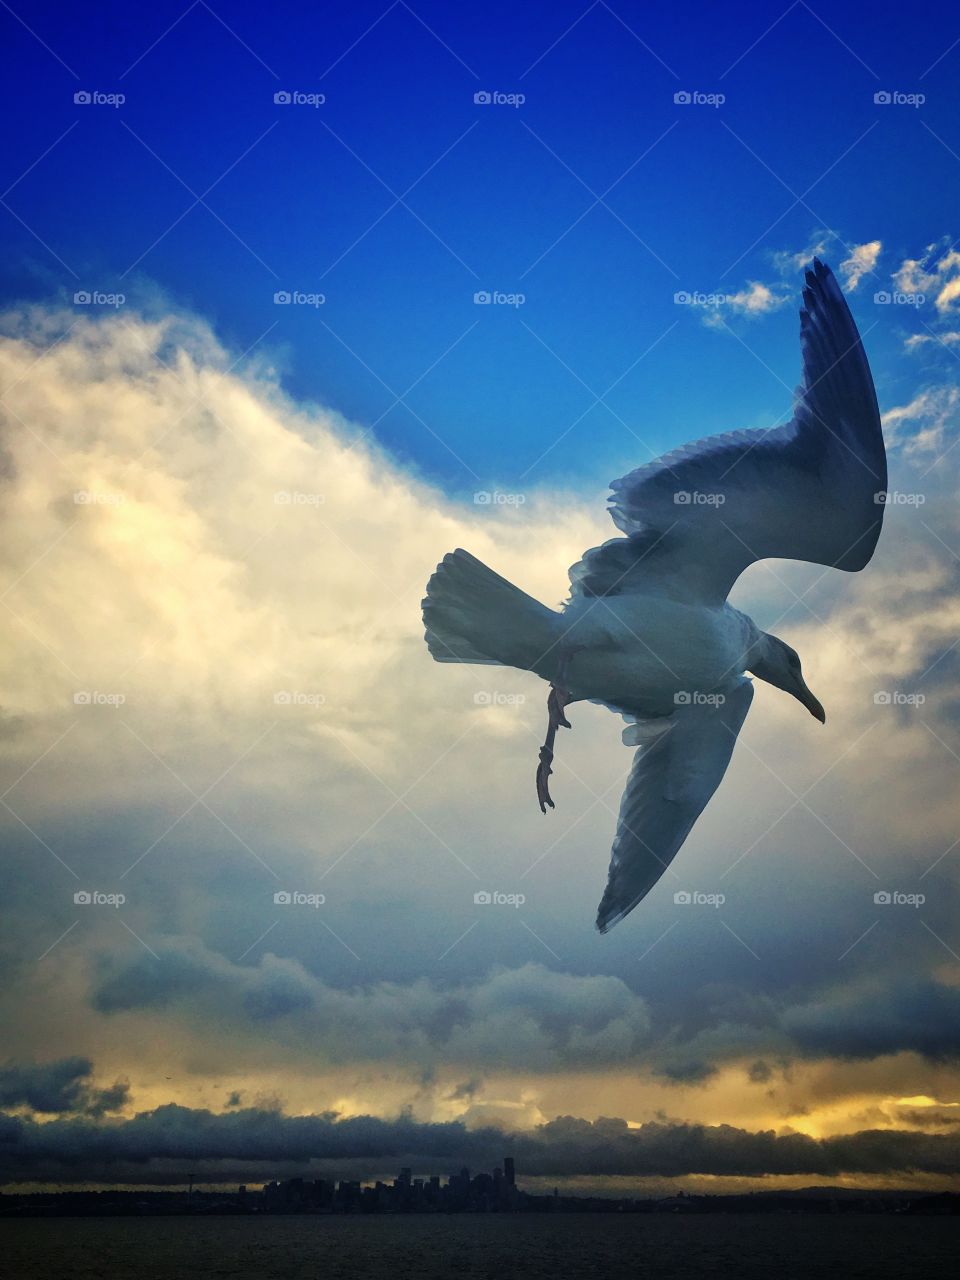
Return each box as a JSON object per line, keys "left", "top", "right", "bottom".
{"left": 422, "top": 260, "right": 886, "bottom": 932}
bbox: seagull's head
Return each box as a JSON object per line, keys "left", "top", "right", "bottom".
{"left": 749, "top": 633, "right": 826, "bottom": 723}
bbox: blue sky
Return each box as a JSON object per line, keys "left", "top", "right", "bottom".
{"left": 3, "top": 0, "right": 960, "bottom": 494}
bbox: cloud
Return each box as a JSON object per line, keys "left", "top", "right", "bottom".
{"left": 785, "top": 980, "right": 960, "bottom": 1063}
{"left": 0, "top": 1058, "right": 128, "bottom": 1116}
{"left": 893, "top": 242, "right": 960, "bottom": 314}
{"left": 839, "top": 241, "right": 881, "bottom": 291}
{"left": 702, "top": 281, "right": 789, "bottom": 328}
{"left": 772, "top": 234, "right": 833, "bottom": 274}
{"left": 2, "top": 299, "right": 960, "bottom": 1151}
{"left": 904, "top": 333, "right": 960, "bottom": 352}
{"left": 2, "top": 1100, "right": 960, "bottom": 1184}
{"left": 881, "top": 385, "right": 960, "bottom": 453}
{"left": 90, "top": 942, "right": 653, "bottom": 1073}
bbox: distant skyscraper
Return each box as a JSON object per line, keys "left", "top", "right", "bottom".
{"left": 503, "top": 1157, "right": 515, "bottom": 1187}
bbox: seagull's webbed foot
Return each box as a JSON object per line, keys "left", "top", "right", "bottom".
{"left": 535, "top": 652, "right": 580, "bottom": 813}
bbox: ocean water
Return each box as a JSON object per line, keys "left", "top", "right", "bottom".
{"left": 1, "top": 1212, "right": 956, "bottom": 1279}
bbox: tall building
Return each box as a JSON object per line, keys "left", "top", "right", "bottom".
{"left": 503, "top": 1157, "right": 515, "bottom": 1187}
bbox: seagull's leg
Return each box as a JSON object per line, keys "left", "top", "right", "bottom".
{"left": 536, "top": 648, "right": 580, "bottom": 813}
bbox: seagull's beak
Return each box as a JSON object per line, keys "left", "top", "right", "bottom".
{"left": 796, "top": 679, "right": 826, "bottom": 723}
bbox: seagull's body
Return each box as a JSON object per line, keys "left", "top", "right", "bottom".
{"left": 422, "top": 261, "right": 885, "bottom": 931}
{"left": 538, "top": 594, "right": 757, "bottom": 718}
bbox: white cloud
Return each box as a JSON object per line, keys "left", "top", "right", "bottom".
{"left": 893, "top": 241, "right": 960, "bottom": 313}
{"left": 772, "top": 234, "right": 833, "bottom": 274}
{"left": 3, "top": 301, "right": 960, "bottom": 1140}
{"left": 881, "top": 385, "right": 960, "bottom": 454}
{"left": 702, "top": 280, "right": 789, "bottom": 328}
{"left": 839, "top": 240, "right": 881, "bottom": 290}
{"left": 904, "top": 333, "right": 960, "bottom": 351}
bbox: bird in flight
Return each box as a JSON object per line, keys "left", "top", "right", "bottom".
{"left": 422, "top": 261, "right": 885, "bottom": 932}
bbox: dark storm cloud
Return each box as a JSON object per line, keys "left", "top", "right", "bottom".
{"left": 2, "top": 1103, "right": 960, "bottom": 1185}
{"left": 83, "top": 936, "right": 960, "bottom": 1084}
{"left": 0, "top": 1058, "right": 128, "bottom": 1116}
{"left": 87, "top": 945, "right": 655, "bottom": 1072}
{"left": 652, "top": 1061, "right": 718, "bottom": 1084}
{"left": 785, "top": 980, "right": 960, "bottom": 1062}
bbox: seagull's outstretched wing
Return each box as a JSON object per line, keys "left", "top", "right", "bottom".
{"left": 569, "top": 259, "right": 886, "bottom": 606}
{"left": 596, "top": 679, "right": 754, "bottom": 932}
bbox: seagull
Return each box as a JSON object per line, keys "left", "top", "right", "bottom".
{"left": 422, "top": 261, "right": 885, "bottom": 932}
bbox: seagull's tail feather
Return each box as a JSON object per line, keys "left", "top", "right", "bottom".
{"left": 422, "top": 549, "right": 561, "bottom": 673}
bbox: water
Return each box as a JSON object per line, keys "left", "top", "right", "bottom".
{"left": 1, "top": 1212, "right": 956, "bottom": 1279}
